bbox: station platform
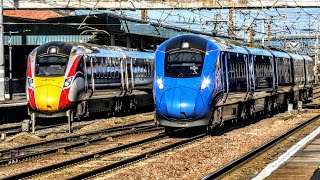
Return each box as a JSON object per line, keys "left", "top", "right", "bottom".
{"left": 0, "top": 93, "right": 27, "bottom": 108}
{"left": 265, "top": 135, "right": 320, "bottom": 179}
{"left": 0, "top": 93, "right": 28, "bottom": 124}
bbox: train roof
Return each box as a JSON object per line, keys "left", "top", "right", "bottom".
{"left": 89, "top": 48, "right": 124, "bottom": 58}
{"left": 124, "top": 51, "right": 155, "bottom": 59}
{"left": 243, "top": 46, "right": 273, "bottom": 57}
{"left": 162, "top": 35, "right": 313, "bottom": 61}
{"left": 76, "top": 44, "right": 154, "bottom": 59}
{"left": 287, "top": 52, "right": 304, "bottom": 60}
{"left": 223, "top": 45, "right": 248, "bottom": 54}
{"left": 204, "top": 35, "right": 273, "bottom": 56}
{"left": 269, "top": 50, "right": 291, "bottom": 59}
{"left": 302, "top": 55, "right": 313, "bottom": 61}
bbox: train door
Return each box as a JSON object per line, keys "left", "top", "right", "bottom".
{"left": 248, "top": 54, "right": 255, "bottom": 96}
{"left": 220, "top": 51, "right": 229, "bottom": 102}
{"left": 81, "top": 56, "right": 88, "bottom": 93}
{"left": 86, "top": 56, "right": 96, "bottom": 96}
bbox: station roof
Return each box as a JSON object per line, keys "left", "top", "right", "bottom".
{"left": 3, "top": 10, "right": 214, "bottom": 46}
{"left": 4, "top": 10, "right": 62, "bottom": 20}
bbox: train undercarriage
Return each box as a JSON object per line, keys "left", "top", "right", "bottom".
{"left": 25, "top": 91, "right": 153, "bottom": 133}
{"left": 161, "top": 85, "right": 315, "bottom": 135}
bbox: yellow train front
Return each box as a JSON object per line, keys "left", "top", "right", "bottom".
{"left": 26, "top": 41, "right": 86, "bottom": 118}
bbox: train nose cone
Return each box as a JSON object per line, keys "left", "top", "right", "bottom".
{"left": 35, "top": 85, "right": 66, "bottom": 112}
{"left": 160, "top": 87, "right": 204, "bottom": 119}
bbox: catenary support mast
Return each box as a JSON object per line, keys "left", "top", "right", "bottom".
{"left": 0, "top": 0, "right": 4, "bottom": 101}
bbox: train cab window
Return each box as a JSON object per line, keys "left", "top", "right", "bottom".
{"left": 35, "top": 55, "right": 68, "bottom": 76}
{"left": 76, "top": 58, "right": 84, "bottom": 73}
{"left": 165, "top": 51, "right": 204, "bottom": 78}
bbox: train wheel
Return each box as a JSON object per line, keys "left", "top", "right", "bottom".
{"left": 240, "top": 105, "right": 247, "bottom": 121}
{"left": 249, "top": 104, "right": 255, "bottom": 117}
{"left": 165, "top": 127, "right": 174, "bottom": 135}
{"left": 267, "top": 99, "right": 272, "bottom": 113}
{"left": 206, "top": 125, "right": 213, "bottom": 135}
{"left": 232, "top": 115, "right": 238, "bottom": 124}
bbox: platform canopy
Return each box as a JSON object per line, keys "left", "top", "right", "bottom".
{"left": 3, "top": 0, "right": 320, "bottom": 10}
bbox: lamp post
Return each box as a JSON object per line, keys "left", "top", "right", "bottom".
{"left": 6, "top": 29, "right": 30, "bottom": 100}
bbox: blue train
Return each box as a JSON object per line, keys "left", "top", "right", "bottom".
{"left": 153, "top": 34, "right": 314, "bottom": 133}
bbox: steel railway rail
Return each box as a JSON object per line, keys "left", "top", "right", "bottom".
{"left": 201, "top": 114, "right": 320, "bottom": 180}
{"left": 3, "top": 129, "right": 205, "bottom": 180}
{"left": 0, "top": 123, "right": 88, "bottom": 139}
{"left": 0, "top": 119, "right": 156, "bottom": 166}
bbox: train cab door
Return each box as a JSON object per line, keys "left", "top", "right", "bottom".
{"left": 87, "top": 55, "right": 96, "bottom": 96}
{"left": 119, "top": 57, "right": 127, "bottom": 96}
{"left": 82, "top": 56, "right": 89, "bottom": 93}
{"left": 220, "top": 51, "right": 229, "bottom": 103}
{"left": 247, "top": 54, "right": 255, "bottom": 96}
{"left": 127, "top": 57, "right": 135, "bottom": 94}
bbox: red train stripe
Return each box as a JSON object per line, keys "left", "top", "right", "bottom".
{"left": 59, "top": 88, "right": 71, "bottom": 110}
{"left": 27, "top": 56, "right": 32, "bottom": 77}
{"left": 28, "top": 88, "right": 36, "bottom": 110}
{"left": 67, "top": 55, "right": 82, "bottom": 77}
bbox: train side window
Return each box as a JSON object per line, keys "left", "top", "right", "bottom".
{"left": 242, "top": 63, "right": 245, "bottom": 78}
{"left": 235, "top": 63, "right": 238, "bottom": 78}
{"left": 239, "top": 63, "right": 242, "bottom": 78}
{"left": 148, "top": 63, "right": 151, "bottom": 77}
{"left": 229, "top": 63, "right": 232, "bottom": 78}
{"left": 234, "top": 63, "right": 237, "bottom": 78}
{"left": 238, "top": 63, "right": 241, "bottom": 78}
{"left": 240, "top": 63, "right": 242, "bottom": 78}
{"left": 230, "top": 62, "right": 234, "bottom": 78}
{"left": 233, "top": 63, "right": 236, "bottom": 78}
{"left": 228, "top": 62, "right": 232, "bottom": 78}
{"left": 115, "top": 60, "right": 119, "bottom": 79}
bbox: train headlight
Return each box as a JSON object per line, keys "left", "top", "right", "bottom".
{"left": 157, "top": 77, "right": 164, "bottom": 90}
{"left": 201, "top": 77, "right": 210, "bottom": 90}
{"left": 27, "top": 78, "right": 34, "bottom": 88}
{"left": 63, "top": 77, "right": 73, "bottom": 88}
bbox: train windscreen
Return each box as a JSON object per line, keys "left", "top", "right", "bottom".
{"left": 35, "top": 56, "right": 68, "bottom": 76}
{"left": 165, "top": 51, "right": 204, "bottom": 78}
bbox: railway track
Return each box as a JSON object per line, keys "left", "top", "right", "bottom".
{"left": 202, "top": 114, "right": 320, "bottom": 179}
{"left": 3, "top": 128, "right": 205, "bottom": 180}
{"left": 0, "top": 123, "right": 88, "bottom": 139}
{"left": 1, "top": 89, "right": 320, "bottom": 179}
{"left": 0, "top": 120, "right": 156, "bottom": 166}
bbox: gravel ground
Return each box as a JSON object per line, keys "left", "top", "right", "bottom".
{"left": 0, "top": 112, "right": 154, "bottom": 150}
{"left": 100, "top": 109, "right": 320, "bottom": 180}
{"left": 0, "top": 131, "right": 161, "bottom": 178}
{"left": 0, "top": 122, "right": 21, "bottom": 130}
{"left": 33, "top": 136, "right": 181, "bottom": 180}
